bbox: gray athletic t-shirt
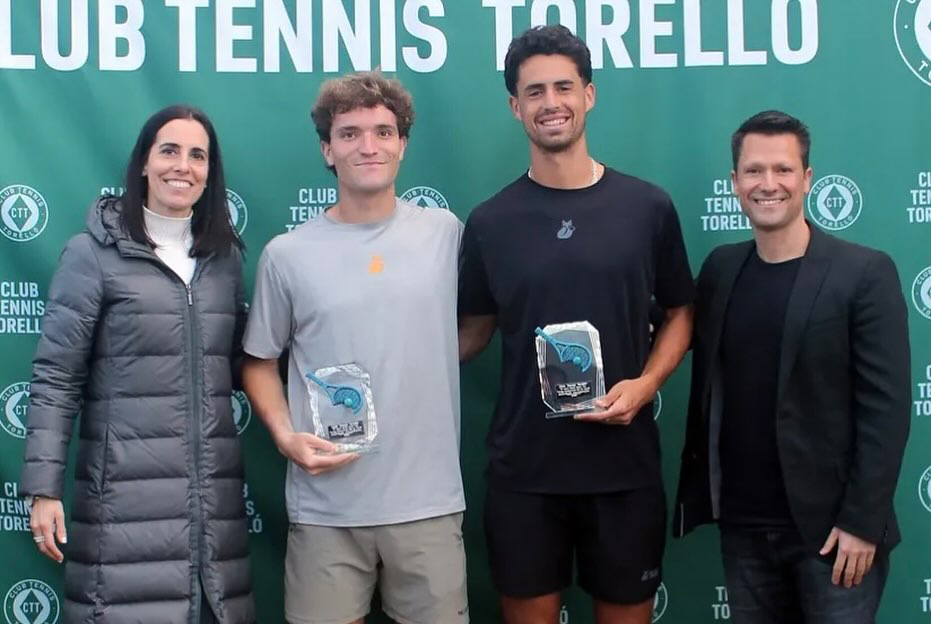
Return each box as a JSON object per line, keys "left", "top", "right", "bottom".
{"left": 243, "top": 200, "right": 465, "bottom": 526}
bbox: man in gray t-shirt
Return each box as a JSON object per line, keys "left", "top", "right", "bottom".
{"left": 242, "top": 73, "right": 467, "bottom": 624}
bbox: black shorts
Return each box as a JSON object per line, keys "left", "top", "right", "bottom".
{"left": 483, "top": 481, "right": 666, "bottom": 604}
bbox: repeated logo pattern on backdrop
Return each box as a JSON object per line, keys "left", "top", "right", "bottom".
{"left": 913, "top": 267, "right": 931, "bottom": 320}
{"left": 652, "top": 583, "right": 668, "bottom": 622}
{"left": 922, "top": 576, "right": 931, "bottom": 614}
{"left": 699, "top": 178, "right": 750, "bottom": 233}
{"left": 286, "top": 187, "right": 338, "bottom": 231}
{"left": 0, "top": 384, "right": 29, "bottom": 440}
{"left": 894, "top": 0, "right": 931, "bottom": 87}
{"left": 0, "top": 3, "right": 928, "bottom": 623}
{"left": 710, "top": 585, "right": 731, "bottom": 621}
{"left": 916, "top": 364, "right": 931, "bottom": 417}
{"left": 0, "top": 281, "right": 44, "bottom": 336}
{"left": 400, "top": 186, "right": 450, "bottom": 210}
{"left": 226, "top": 189, "right": 249, "bottom": 236}
{"left": 0, "top": 186, "right": 48, "bottom": 243}
{"left": 0, "top": 481, "right": 30, "bottom": 534}
{"left": 3, "top": 579, "right": 60, "bottom": 624}
{"left": 905, "top": 171, "right": 931, "bottom": 223}
{"left": 806, "top": 175, "right": 863, "bottom": 231}
{"left": 232, "top": 391, "right": 252, "bottom": 436}
{"left": 920, "top": 466, "right": 931, "bottom": 514}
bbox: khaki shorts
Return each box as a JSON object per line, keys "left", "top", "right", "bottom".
{"left": 285, "top": 513, "right": 468, "bottom": 624}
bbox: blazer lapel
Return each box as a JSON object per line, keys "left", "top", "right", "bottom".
{"left": 776, "top": 226, "right": 832, "bottom": 404}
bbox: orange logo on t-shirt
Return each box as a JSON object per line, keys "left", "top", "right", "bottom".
{"left": 369, "top": 254, "right": 384, "bottom": 274}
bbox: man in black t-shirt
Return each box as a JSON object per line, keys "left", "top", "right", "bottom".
{"left": 674, "top": 111, "right": 910, "bottom": 624}
{"left": 458, "top": 25, "right": 695, "bottom": 624}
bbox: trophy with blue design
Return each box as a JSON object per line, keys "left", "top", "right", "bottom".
{"left": 534, "top": 321, "right": 605, "bottom": 418}
{"left": 304, "top": 363, "right": 378, "bottom": 453}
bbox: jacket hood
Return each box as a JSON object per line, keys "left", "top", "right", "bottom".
{"left": 86, "top": 195, "right": 129, "bottom": 247}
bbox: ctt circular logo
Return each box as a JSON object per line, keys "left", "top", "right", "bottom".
{"left": 400, "top": 186, "right": 449, "bottom": 210}
{"left": 807, "top": 175, "right": 862, "bottom": 231}
{"left": 231, "top": 391, "right": 252, "bottom": 435}
{"left": 920, "top": 466, "right": 931, "bottom": 513}
{"left": 895, "top": 0, "right": 931, "bottom": 87}
{"left": 653, "top": 390, "right": 663, "bottom": 421}
{"left": 0, "top": 185, "right": 49, "bottom": 242}
{"left": 0, "top": 383, "right": 29, "bottom": 439}
{"left": 226, "top": 189, "right": 248, "bottom": 235}
{"left": 652, "top": 582, "right": 668, "bottom": 622}
{"left": 4, "top": 579, "right": 60, "bottom": 624}
{"left": 913, "top": 266, "right": 931, "bottom": 320}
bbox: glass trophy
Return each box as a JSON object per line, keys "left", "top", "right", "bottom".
{"left": 534, "top": 321, "right": 606, "bottom": 418}
{"left": 304, "top": 363, "right": 378, "bottom": 453}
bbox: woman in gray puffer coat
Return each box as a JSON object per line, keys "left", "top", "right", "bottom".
{"left": 19, "top": 105, "right": 255, "bottom": 624}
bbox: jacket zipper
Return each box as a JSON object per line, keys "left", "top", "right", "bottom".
{"left": 184, "top": 272, "right": 209, "bottom": 622}
{"left": 113, "top": 240, "right": 211, "bottom": 622}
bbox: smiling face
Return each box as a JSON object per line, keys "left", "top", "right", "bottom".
{"left": 732, "top": 132, "right": 813, "bottom": 232}
{"left": 321, "top": 105, "right": 407, "bottom": 196}
{"left": 143, "top": 118, "right": 209, "bottom": 217}
{"left": 509, "top": 53, "right": 594, "bottom": 153}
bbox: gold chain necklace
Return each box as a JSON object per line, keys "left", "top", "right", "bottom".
{"left": 528, "top": 157, "right": 598, "bottom": 186}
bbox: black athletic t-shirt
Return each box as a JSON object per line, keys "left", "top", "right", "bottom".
{"left": 459, "top": 168, "right": 695, "bottom": 493}
{"left": 719, "top": 252, "right": 801, "bottom": 526}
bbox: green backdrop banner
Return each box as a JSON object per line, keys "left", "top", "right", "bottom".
{"left": 1, "top": 1, "right": 929, "bottom": 622}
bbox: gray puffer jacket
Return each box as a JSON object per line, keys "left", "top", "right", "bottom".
{"left": 20, "top": 197, "right": 255, "bottom": 623}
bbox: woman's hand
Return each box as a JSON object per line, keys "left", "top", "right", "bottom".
{"left": 30, "top": 497, "right": 66, "bottom": 563}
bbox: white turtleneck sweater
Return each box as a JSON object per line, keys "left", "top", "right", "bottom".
{"left": 143, "top": 207, "right": 196, "bottom": 284}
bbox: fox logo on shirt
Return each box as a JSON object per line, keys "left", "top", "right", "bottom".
{"left": 557, "top": 220, "right": 575, "bottom": 239}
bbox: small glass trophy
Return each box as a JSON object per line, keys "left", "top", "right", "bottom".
{"left": 534, "top": 321, "right": 606, "bottom": 418}
{"left": 304, "top": 363, "right": 378, "bottom": 453}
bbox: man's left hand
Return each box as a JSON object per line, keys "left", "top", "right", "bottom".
{"left": 574, "top": 376, "right": 657, "bottom": 425}
{"left": 819, "top": 527, "right": 876, "bottom": 588}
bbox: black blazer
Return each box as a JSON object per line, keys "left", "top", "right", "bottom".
{"left": 673, "top": 225, "right": 911, "bottom": 552}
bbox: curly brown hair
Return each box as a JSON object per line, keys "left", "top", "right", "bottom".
{"left": 311, "top": 72, "right": 415, "bottom": 143}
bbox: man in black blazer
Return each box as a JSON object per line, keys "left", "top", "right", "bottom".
{"left": 674, "top": 111, "right": 910, "bottom": 624}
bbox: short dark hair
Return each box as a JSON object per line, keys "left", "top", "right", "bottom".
{"left": 121, "top": 105, "right": 242, "bottom": 256}
{"left": 504, "top": 25, "right": 592, "bottom": 96}
{"left": 731, "top": 110, "right": 811, "bottom": 169}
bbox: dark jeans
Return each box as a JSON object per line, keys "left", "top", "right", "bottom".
{"left": 719, "top": 525, "right": 888, "bottom": 624}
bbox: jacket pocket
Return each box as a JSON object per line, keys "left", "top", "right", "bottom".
{"left": 98, "top": 424, "right": 111, "bottom": 498}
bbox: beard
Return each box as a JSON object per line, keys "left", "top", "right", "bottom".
{"left": 525, "top": 117, "right": 586, "bottom": 154}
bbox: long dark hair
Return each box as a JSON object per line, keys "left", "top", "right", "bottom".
{"left": 121, "top": 105, "right": 243, "bottom": 256}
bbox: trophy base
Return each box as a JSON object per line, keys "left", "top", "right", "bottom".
{"left": 326, "top": 441, "right": 379, "bottom": 455}
{"left": 544, "top": 400, "right": 606, "bottom": 419}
